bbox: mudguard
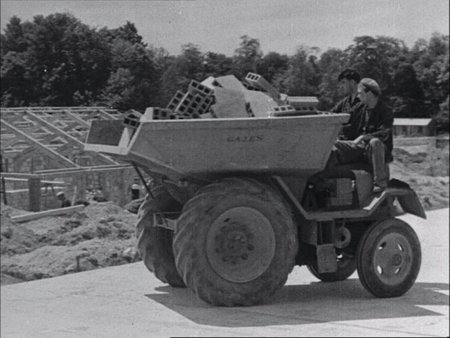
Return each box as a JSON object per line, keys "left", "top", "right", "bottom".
{"left": 389, "top": 179, "right": 426, "bottom": 219}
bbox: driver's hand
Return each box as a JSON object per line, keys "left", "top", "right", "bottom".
{"left": 353, "top": 135, "right": 366, "bottom": 146}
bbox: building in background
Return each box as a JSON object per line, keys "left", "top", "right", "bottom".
{"left": 393, "top": 118, "right": 435, "bottom": 137}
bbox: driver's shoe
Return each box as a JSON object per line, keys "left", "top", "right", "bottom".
{"left": 373, "top": 181, "right": 388, "bottom": 194}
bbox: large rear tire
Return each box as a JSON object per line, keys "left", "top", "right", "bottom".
{"left": 356, "top": 218, "right": 421, "bottom": 297}
{"left": 136, "top": 186, "right": 185, "bottom": 287}
{"left": 173, "top": 178, "right": 298, "bottom": 306}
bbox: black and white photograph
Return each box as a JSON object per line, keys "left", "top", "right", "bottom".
{"left": 1, "top": 0, "right": 449, "bottom": 337}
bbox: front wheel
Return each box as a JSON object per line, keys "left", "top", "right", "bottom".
{"left": 173, "top": 178, "right": 298, "bottom": 306}
{"left": 356, "top": 218, "right": 421, "bottom": 298}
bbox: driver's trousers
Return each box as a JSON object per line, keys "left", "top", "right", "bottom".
{"left": 326, "top": 138, "right": 389, "bottom": 187}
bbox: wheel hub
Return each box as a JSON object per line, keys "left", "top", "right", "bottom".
{"left": 373, "top": 233, "right": 413, "bottom": 285}
{"left": 206, "top": 207, "right": 275, "bottom": 283}
{"left": 215, "top": 225, "right": 254, "bottom": 264}
{"left": 391, "top": 253, "right": 403, "bottom": 266}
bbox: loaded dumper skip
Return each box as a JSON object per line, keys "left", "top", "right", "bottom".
{"left": 85, "top": 100, "right": 425, "bottom": 307}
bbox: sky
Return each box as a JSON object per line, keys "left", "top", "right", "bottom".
{"left": 1, "top": 0, "right": 449, "bottom": 56}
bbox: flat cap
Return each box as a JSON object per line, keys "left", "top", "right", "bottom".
{"left": 338, "top": 69, "right": 361, "bottom": 83}
{"left": 360, "top": 78, "right": 381, "bottom": 96}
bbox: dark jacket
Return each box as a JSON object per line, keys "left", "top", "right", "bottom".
{"left": 61, "top": 200, "right": 71, "bottom": 208}
{"left": 331, "top": 95, "right": 360, "bottom": 114}
{"left": 348, "top": 100, "right": 394, "bottom": 162}
{"left": 331, "top": 95, "right": 361, "bottom": 140}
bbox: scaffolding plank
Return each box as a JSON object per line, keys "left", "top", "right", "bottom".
{"left": 11, "top": 205, "right": 85, "bottom": 223}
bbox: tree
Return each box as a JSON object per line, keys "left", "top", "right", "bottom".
{"left": 2, "top": 12, "right": 448, "bottom": 122}
{"left": 257, "top": 52, "right": 289, "bottom": 84}
{"left": 178, "top": 43, "right": 205, "bottom": 81}
{"left": 147, "top": 46, "right": 175, "bottom": 106}
{"left": 275, "top": 46, "right": 321, "bottom": 96}
{"left": 434, "top": 95, "right": 449, "bottom": 134}
{"left": 1, "top": 13, "right": 111, "bottom": 106}
{"left": 1, "top": 51, "right": 32, "bottom": 106}
{"left": 389, "top": 63, "right": 426, "bottom": 117}
{"left": 232, "top": 35, "right": 263, "bottom": 79}
{"left": 412, "top": 33, "right": 449, "bottom": 112}
{"left": 317, "top": 48, "right": 349, "bottom": 110}
{"left": 1, "top": 16, "right": 28, "bottom": 54}
{"left": 99, "top": 25, "right": 160, "bottom": 111}
{"left": 203, "top": 52, "right": 233, "bottom": 78}
{"left": 159, "top": 43, "right": 206, "bottom": 105}
{"left": 346, "top": 36, "right": 408, "bottom": 93}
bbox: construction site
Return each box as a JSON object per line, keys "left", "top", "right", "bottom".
{"left": 0, "top": 72, "right": 449, "bottom": 338}
{"left": 1, "top": 73, "right": 449, "bottom": 288}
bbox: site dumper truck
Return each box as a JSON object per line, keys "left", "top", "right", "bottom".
{"left": 84, "top": 112, "right": 426, "bottom": 306}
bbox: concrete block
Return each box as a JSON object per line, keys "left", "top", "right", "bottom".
{"left": 123, "top": 111, "right": 141, "bottom": 129}
{"left": 273, "top": 105, "right": 296, "bottom": 113}
{"left": 269, "top": 105, "right": 297, "bottom": 117}
{"left": 141, "top": 107, "right": 154, "bottom": 121}
{"left": 243, "top": 89, "right": 278, "bottom": 118}
{"left": 174, "top": 92, "right": 194, "bottom": 112}
{"left": 166, "top": 91, "right": 185, "bottom": 110}
{"left": 174, "top": 93, "right": 213, "bottom": 118}
{"left": 280, "top": 93, "right": 289, "bottom": 104}
{"left": 242, "top": 81, "right": 259, "bottom": 91}
{"left": 178, "top": 112, "right": 201, "bottom": 119}
{"left": 287, "top": 96, "right": 319, "bottom": 111}
{"left": 199, "top": 112, "right": 215, "bottom": 119}
{"left": 201, "top": 76, "right": 217, "bottom": 89}
{"left": 214, "top": 75, "right": 247, "bottom": 92}
{"left": 198, "top": 95, "right": 214, "bottom": 115}
{"left": 188, "top": 80, "right": 214, "bottom": 97}
{"left": 152, "top": 108, "right": 176, "bottom": 120}
{"left": 244, "top": 72, "right": 280, "bottom": 102}
{"left": 211, "top": 87, "right": 247, "bottom": 118}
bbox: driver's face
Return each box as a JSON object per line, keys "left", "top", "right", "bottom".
{"left": 357, "top": 85, "right": 369, "bottom": 104}
{"left": 338, "top": 79, "right": 352, "bottom": 96}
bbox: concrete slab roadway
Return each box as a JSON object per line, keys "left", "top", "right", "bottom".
{"left": 1, "top": 208, "right": 448, "bottom": 337}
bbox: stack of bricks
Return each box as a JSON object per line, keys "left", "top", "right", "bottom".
{"left": 153, "top": 80, "right": 215, "bottom": 120}
{"left": 145, "top": 75, "right": 319, "bottom": 120}
{"left": 123, "top": 110, "right": 142, "bottom": 128}
{"left": 287, "top": 96, "right": 318, "bottom": 113}
{"left": 244, "top": 72, "right": 281, "bottom": 103}
{"left": 151, "top": 107, "right": 178, "bottom": 120}
{"left": 269, "top": 105, "right": 297, "bottom": 117}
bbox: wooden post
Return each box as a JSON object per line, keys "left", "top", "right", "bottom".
{"left": 28, "top": 177, "right": 41, "bottom": 211}
{"left": 1, "top": 155, "right": 7, "bottom": 205}
{"left": 116, "top": 168, "right": 127, "bottom": 206}
{"left": 1, "top": 176, "right": 7, "bottom": 205}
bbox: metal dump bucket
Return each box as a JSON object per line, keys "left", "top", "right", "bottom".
{"left": 85, "top": 114, "right": 349, "bottom": 180}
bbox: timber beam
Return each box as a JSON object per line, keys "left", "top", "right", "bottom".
{"left": 1, "top": 119, "right": 79, "bottom": 168}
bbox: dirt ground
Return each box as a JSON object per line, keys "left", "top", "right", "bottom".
{"left": 390, "top": 140, "right": 449, "bottom": 210}
{"left": 1, "top": 201, "right": 138, "bottom": 285}
{"left": 1, "top": 140, "right": 448, "bottom": 286}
